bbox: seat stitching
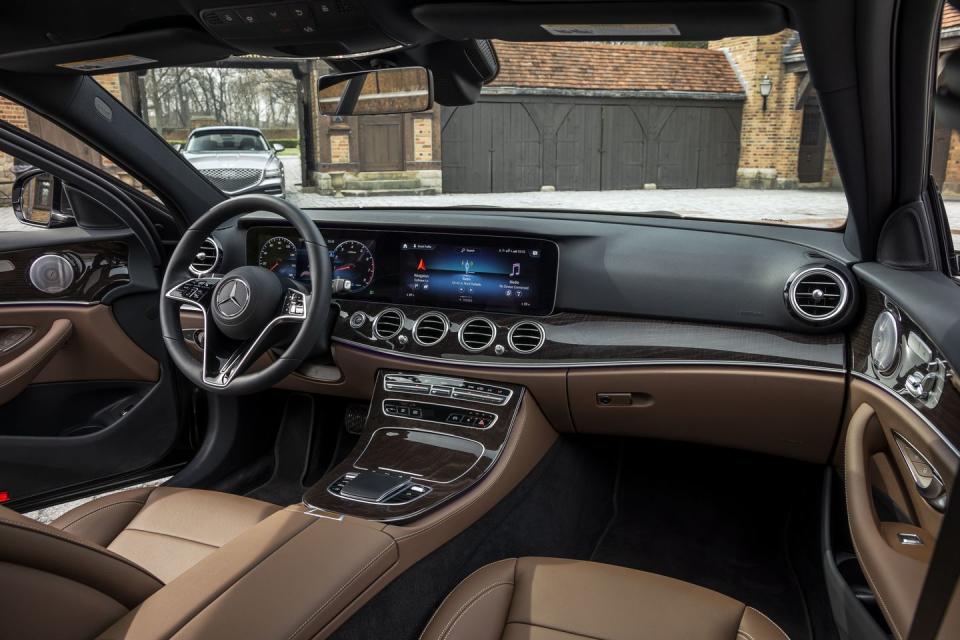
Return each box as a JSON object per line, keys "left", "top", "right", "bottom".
{"left": 504, "top": 622, "right": 604, "bottom": 640}
{"left": 737, "top": 632, "right": 753, "bottom": 640}
{"left": 118, "top": 527, "right": 221, "bottom": 548}
{"left": 55, "top": 499, "right": 148, "bottom": 534}
{"left": 748, "top": 607, "right": 790, "bottom": 640}
{"left": 0, "top": 516, "right": 163, "bottom": 583}
{"left": 286, "top": 543, "right": 396, "bottom": 640}
{"left": 438, "top": 582, "right": 513, "bottom": 640}
{"left": 418, "top": 559, "right": 517, "bottom": 640}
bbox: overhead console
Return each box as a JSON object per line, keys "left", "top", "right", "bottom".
{"left": 190, "top": 0, "right": 401, "bottom": 57}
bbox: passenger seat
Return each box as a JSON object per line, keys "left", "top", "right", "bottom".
{"left": 421, "top": 557, "right": 789, "bottom": 640}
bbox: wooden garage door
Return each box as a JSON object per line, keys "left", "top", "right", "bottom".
{"left": 441, "top": 97, "right": 741, "bottom": 193}
{"left": 441, "top": 103, "right": 542, "bottom": 193}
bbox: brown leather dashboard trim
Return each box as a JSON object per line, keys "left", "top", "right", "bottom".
{"left": 0, "top": 305, "right": 158, "bottom": 384}
{"left": 568, "top": 366, "right": 845, "bottom": 463}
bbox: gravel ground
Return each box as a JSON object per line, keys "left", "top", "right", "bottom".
{"left": 3, "top": 154, "right": 959, "bottom": 240}
{"left": 23, "top": 477, "right": 171, "bottom": 525}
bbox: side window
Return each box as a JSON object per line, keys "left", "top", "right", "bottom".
{"left": 1, "top": 76, "right": 157, "bottom": 232}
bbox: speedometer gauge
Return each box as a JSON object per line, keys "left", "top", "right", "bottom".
{"left": 331, "top": 240, "right": 375, "bottom": 292}
{"left": 258, "top": 236, "right": 298, "bottom": 279}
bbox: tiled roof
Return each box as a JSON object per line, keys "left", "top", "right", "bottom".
{"left": 945, "top": 4, "right": 960, "bottom": 30}
{"left": 489, "top": 41, "right": 744, "bottom": 94}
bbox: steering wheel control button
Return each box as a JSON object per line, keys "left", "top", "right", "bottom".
{"left": 284, "top": 289, "right": 307, "bottom": 317}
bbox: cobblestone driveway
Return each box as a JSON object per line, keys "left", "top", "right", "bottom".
{"left": 4, "top": 180, "right": 960, "bottom": 241}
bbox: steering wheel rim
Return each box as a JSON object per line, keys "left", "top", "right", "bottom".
{"left": 160, "top": 194, "right": 331, "bottom": 395}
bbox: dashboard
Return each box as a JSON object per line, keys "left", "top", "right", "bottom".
{"left": 246, "top": 227, "right": 559, "bottom": 316}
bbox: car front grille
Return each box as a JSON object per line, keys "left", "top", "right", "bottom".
{"left": 200, "top": 168, "right": 263, "bottom": 193}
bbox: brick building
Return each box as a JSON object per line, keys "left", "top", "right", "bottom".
{"left": 708, "top": 32, "right": 839, "bottom": 190}
{"left": 712, "top": 5, "right": 960, "bottom": 192}
{"left": 0, "top": 74, "right": 127, "bottom": 203}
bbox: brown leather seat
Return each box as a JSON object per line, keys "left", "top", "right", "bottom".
{"left": 0, "top": 486, "right": 279, "bottom": 640}
{"left": 421, "top": 557, "right": 789, "bottom": 640}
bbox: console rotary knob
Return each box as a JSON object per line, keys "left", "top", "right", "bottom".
{"left": 28, "top": 253, "right": 77, "bottom": 294}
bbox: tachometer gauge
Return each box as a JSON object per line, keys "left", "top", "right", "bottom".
{"left": 258, "top": 236, "right": 298, "bottom": 279}
{"left": 331, "top": 240, "right": 375, "bottom": 292}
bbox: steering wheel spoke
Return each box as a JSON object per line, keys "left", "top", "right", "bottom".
{"left": 160, "top": 194, "right": 331, "bottom": 394}
{"left": 209, "top": 288, "right": 311, "bottom": 387}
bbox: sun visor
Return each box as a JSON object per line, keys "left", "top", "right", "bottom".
{"left": 413, "top": 2, "right": 789, "bottom": 41}
{"left": 0, "top": 28, "right": 234, "bottom": 75}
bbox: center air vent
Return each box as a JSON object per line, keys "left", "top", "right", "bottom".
{"left": 189, "top": 237, "right": 221, "bottom": 276}
{"left": 458, "top": 317, "right": 496, "bottom": 352}
{"left": 508, "top": 321, "right": 545, "bottom": 354}
{"left": 786, "top": 267, "right": 849, "bottom": 323}
{"left": 373, "top": 309, "right": 405, "bottom": 339}
{"left": 413, "top": 312, "right": 449, "bottom": 346}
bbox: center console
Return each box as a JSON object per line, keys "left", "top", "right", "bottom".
{"left": 108, "top": 371, "right": 555, "bottom": 640}
{"left": 302, "top": 371, "right": 524, "bottom": 522}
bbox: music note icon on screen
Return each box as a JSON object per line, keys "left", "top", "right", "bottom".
{"left": 510, "top": 263, "right": 521, "bottom": 276}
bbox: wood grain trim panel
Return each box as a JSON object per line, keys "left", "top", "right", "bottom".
{"left": 303, "top": 371, "right": 525, "bottom": 522}
{"left": 333, "top": 301, "right": 846, "bottom": 370}
{"left": 849, "top": 284, "right": 960, "bottom": 452}
{"left": 0, "top": 305, "right": 158, "bottom": 383}
{"left": 0, "top": 241, "right": 129, "bottom": 304}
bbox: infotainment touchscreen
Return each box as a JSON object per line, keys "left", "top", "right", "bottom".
{"left": 246, "top": 227, "right": 558, "bottom": 316}
{"left": 397, "top": 237, "right": 555, "bottom": 314}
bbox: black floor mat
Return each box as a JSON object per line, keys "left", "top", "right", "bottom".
{"left": 591, "top": 439, "right": 823, "bottom": 639}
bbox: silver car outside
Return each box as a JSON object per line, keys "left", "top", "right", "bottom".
{"left": 181, "top": 126, "right": 286, "bottom": 198}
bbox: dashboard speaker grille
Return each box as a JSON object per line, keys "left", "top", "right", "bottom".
{"left": 373, "top": 309, "right": 404, "bottom": 339}
{"left": 190, "top": 237, "right": 221, "bottom": 276}
{"left": 508, "top": 321, "right": 545, "bottom": 354}
{"left": 787, "top": 267, "right": 849, "bottom": 322}
{"left": 458, "top": 317, "right": 496, "bottom": 352}
{"left": 413, "top": 312, "right": 449, "bottom": 346}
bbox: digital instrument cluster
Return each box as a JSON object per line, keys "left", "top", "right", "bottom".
{"left": 246, "top": 227, "right": 558, "bottom": 315}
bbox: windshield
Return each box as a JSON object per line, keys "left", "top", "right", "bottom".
{"left": 119, "top": 31, "right": 860, "bottom": 231}
{"left": 185, "top": 131, "right": 270, "bottom": 153}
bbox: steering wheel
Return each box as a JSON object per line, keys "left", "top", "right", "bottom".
{"left": 160, "top": 195, "right": 331, "bottom": 395}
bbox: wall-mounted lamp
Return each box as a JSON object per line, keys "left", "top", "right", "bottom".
{"left": 759, "top": 74, "right": 773, "bottom": 111}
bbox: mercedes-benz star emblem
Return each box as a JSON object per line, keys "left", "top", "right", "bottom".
{"left": 216, "top": 278, "right": 250, "bottom": 318}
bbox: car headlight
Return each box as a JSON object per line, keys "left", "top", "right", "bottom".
{"left": 264, "top": 160, "right": 283, "bottom": 179}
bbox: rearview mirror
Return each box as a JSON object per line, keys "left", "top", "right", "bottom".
{"left": 11, "top": 170, "right": 76, "bottom": 229}
{"left": 273, "top": 142, "right": 285, "bottom": 152}
{"left": 318, "top": 67, "right": 433, "bottom": 116}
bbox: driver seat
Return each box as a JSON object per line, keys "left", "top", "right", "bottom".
{"left": 0, "top": 486, "right": 278, "bottom": 639}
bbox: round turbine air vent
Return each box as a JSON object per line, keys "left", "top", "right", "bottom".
{"left": 189, "top": 237, "right": 221, "bottom": 276}
{"left": 373, "top": 308, "right": 405, "bottom": 340}
{"left": 458, "top": 317, "right": 496, "bottom": 352}
{"left": 786, "top": 267, "right": 849, "bottom": 323}
{"left": 413, "top": 312, "right": 449, "bottom": 346}
{"left": 508, "top": 321, "right": 545, "bottom": 354}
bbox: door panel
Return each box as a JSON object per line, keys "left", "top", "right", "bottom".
{"left": 841, "top": 279, "right": 960, "bottom": 638}
{"left": 0, "top": 305, "right": 158, "bottom": 387}
{"left": 844, "top": 381, "right": 959, "bottom": 639}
